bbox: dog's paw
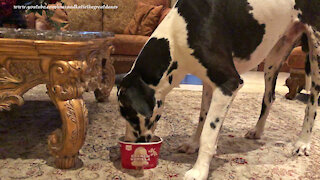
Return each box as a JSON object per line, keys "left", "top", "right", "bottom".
{"left": 245, "top": 129, "right": 262, "bottom": 139}
{"left": 293, "top": 141, "right": 310, "bottom": 156}
{"left": 178, "top": 141, "right": 199, "bottom": 154}
{"left": 184, "top": 169, "right": 207, "bottom": 180}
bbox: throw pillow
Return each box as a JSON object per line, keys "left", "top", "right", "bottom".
{"left": 124, "top": 2, "right": 163, "bottom": 36}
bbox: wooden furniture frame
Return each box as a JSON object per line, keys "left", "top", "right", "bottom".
{"left": 285, "top": 47, "right": 307, "bottom": 100}
{"left": 285, "top": 69, "right": 305, "bottom": 100}
{"left": 0, "top": 28, "right": 115, "bottom": 169}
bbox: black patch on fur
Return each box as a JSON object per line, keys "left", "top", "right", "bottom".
{"left": 119, "top": 106, "right": 141, "bottom": 134}
{"left": 147, "top": 121, "right": 155, "bottom": 130}
{"left": 119, "top": 78, "right": 155, "bottom": 117}
{"left": 310, "top": 94, "right": 315, "bottom": 105}
{"left": 268, "top": 66, "right": 273, "bottom": 70}
{"left": 210, "top": 122, "right": 216, "bottom": 129}
{"left": 294, "top": 1, "right": 320, "bottom": 31}
{"left": 268, "top": 92, "right": 273, "bottom": 103}
{"left": 200, "top": 116, "right": 204, "bottom": 122}
{"left": 147, "top": 135, "right": 152, "bottom": 141}
{"left": 310, "top": 127, "right": 313, "bottom": 132}
{"left": 301, "top": 33, "right": 309, "bottom": 53}
{"left": 258, "top": 68, "right": 280, "bottom": 123}
{"left": 118, "top": 74, "right": 156, "bottom": 133}
{"left": 221, "top": 78, "right": 242, "bottom": 96}
{"left": 157, "top": 100, "right": 162, "bottom": 108}
{"left": 176, "top": 0, "right": 265, "bottom": 96}
{"left": 239, "top": 79, "right": 244, "bottom": 85}
{"left": 305, "top": 55, "right": 311, "bottom": 76}
{"left": 268, "top": 69, "right": 280, "bottom": 102}
{"left": 167, "top": 61, "right": 178, "bottom": 75}
{"left": 169, "top": 75, "right": 173, "bottom": 84}
{"left": 215, "top": 118, "right": 220, "bottom": 123}
{"left": 145, "top": 118, "right": 150, "bottom": 128}
{"left": 133, "top": 132, "right": 139, "bottom": 138}
{"left": 312, "top": 81, "right": 316, "bottom": 87}
{"left": 136, "top": 136, "right": 147, "bottom": 143}
{"left": 315, "top": 85, "right": 320, "bottom": 92}
{"left": 155, "top": 115, "right": 161, "bottom": 122}
{"left": 259, "top": 100, "right": 267, "bottom": 119}
{"left": 314, "top": 112, "right": 317, "bottom": 119}
{"left": 132, "top": 38, "right": 172, "bottom": 86}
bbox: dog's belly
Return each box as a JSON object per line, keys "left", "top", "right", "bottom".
{"left": 233, "top": 0, "right": 299, "bottom": 74}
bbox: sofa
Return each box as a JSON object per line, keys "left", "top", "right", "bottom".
{"left": 26, "top": 0, "right": 171, "bottom": 74}
{"left": 285, "top": 47, "right": 307, "bottom": 100}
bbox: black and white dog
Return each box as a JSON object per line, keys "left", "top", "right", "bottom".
{"left": 118, "top": 0, "right": 319, "bottom": 179}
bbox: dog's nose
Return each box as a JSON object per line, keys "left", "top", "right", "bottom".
{"left": 136, "top": 136, "right": 147, "bottom": 143}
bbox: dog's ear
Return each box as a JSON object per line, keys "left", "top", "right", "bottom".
{"left": 126, "top": 78, "right": 155, "bottom": 118}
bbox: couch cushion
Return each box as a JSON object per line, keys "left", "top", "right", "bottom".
{"left": 34, "top": 2, "right": 68, "bottom": 31}
{"left": 112, "top": 55, "right": 137, "bottom": 74}
{"left": 159, "top": 8, "right": 171, "bottom": 23}
{"left": 142, "top": 0, "right": 170, "bottom": 7}
{"left": 124, "top": 2, "right": 163, "bottom": 36}
{"left": 63, "top": 0, "right": 103, "bottom": 31}
{"left": 103, "top": 0, "right": 170, "bottom": 33}
{"left": 112, "top": 34, "right": 149, "bottom": 56}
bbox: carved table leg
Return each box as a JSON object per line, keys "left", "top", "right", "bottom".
{"left": 94, "top": 46, "right": 116, "bottom": 102}
{"left": 285, "top": 69, "right": 305, "bottom": 100}
{"left": 46, "top": 61, "right": 88, "bottom": 169}
{"left": 94, "top": 60, "right": 115, "bottom": 102}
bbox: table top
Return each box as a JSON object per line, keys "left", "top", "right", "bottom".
{"left": 0, "top": 28, "right": 114, "bottom": 42}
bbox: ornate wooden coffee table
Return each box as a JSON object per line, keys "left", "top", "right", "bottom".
{"left": 0, "top": 28, "right": 115, "bottom": 169}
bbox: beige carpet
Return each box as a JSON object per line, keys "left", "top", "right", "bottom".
{"left": 0, "top": 85, "right": 319, "bottom": 180}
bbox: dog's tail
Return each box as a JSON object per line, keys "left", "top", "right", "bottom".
{"left": 305, "top": 54, "right": 311, "bottom": 92}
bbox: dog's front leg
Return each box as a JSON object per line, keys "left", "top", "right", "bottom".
{"left": 184, "top": 80, "right": 242, "bottom": 180}
{"left": 179, "top": 82, "right": 213, "bottom": 154}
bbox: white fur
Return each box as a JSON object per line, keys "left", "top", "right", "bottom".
{"left": 246, "top": 22, "right": 305, "bottom": 139}
{"left": 305, "top": 75, "right": 312, "bottom": 92}
{"left": 235, "top": 0, "right": 300, "bottom": 73}
{"left": 179, "top": 83, "right": 213, "bottom": 154}
{"left": 293, "top": 27, "right": 320, "bottom": 156}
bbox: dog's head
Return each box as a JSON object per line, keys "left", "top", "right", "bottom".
{"left": 117, "top": 73, "right": 156, "bottom": 142}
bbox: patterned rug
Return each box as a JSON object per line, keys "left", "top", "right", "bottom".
{"left": 0, "top": 85, "right": 319, "bottom": 180}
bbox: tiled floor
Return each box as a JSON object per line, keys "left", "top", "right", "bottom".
{"left": 177, "top": 71, "right": 292, "bottom": 94}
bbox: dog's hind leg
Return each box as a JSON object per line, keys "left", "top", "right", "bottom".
{"left": 179, "top": 82, "right": 213, "bottom": 154}
{"left": 246, "top": 31, "right": 303, "bottom": 139}
{"left": 293, "top": 28, "right": 320, "bottom": 156}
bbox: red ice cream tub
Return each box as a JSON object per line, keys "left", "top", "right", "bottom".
{"left": 119, "top": 136, "right": 163, "bottom": 169}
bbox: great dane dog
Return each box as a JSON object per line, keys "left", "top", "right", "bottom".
{"left": 118, "top": 0, "right": 319, "bottom": 179}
